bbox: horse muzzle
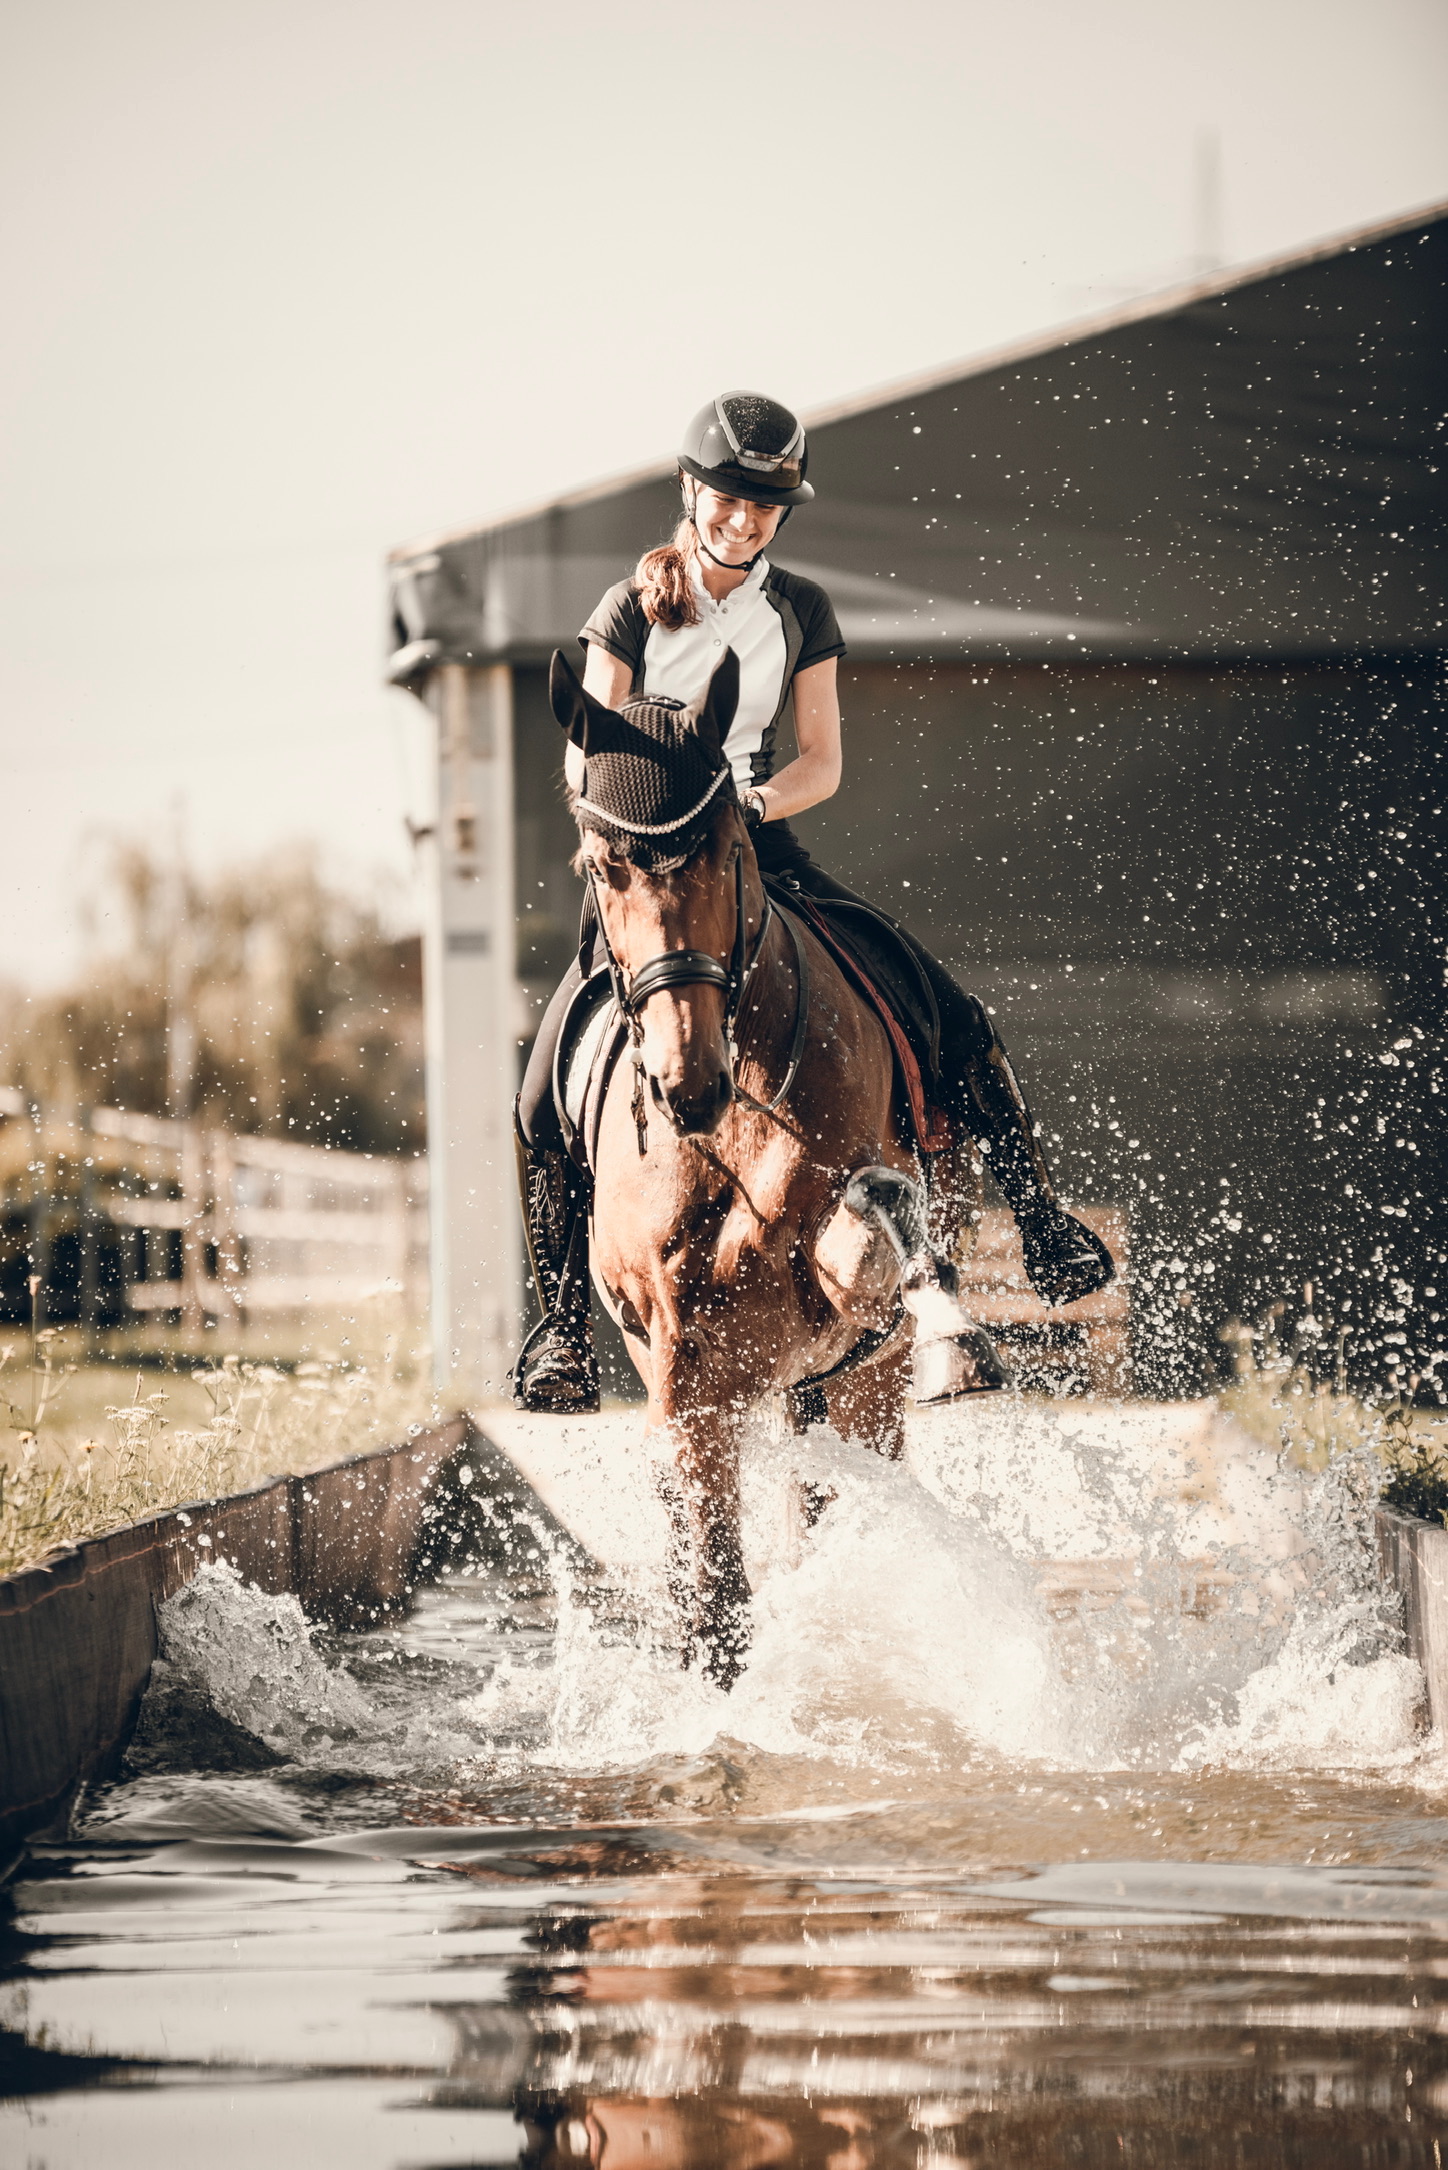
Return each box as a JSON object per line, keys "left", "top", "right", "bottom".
{"left": 649, "top": 1063, "right": 735, "bottom": 1137}
{"left": 626, "top": 948, "right": 737, "bottom": 1139}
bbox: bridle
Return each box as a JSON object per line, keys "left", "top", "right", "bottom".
{"left": 584, "top": 835, "right": 810, "bottom": 1148}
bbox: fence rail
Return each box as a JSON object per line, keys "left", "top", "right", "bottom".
{"left": 0, "top": 1105, "right": 427, "bottom": 1329}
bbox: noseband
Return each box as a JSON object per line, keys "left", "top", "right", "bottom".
{"left": 585, "top": 840, "right": 810, "bottom": 1144}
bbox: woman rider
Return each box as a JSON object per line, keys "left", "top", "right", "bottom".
{"left": 512, "top": 390, "right": 1114, "bottom": 1412}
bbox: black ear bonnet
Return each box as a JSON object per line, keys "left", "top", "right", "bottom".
{"left": 549, "top": 648, "right": 741, "bottom": 873}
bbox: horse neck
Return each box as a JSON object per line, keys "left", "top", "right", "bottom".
{"left": 733, "top": 874, "right": 797, "bottom": 1065}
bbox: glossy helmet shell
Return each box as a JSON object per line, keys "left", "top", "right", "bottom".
{"left": 677, "top": 390, "right": 814, "bottom": 507}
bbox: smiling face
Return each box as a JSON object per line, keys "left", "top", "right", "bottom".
{"left": 688, "top": 482, "right": 785, "bottom": 566}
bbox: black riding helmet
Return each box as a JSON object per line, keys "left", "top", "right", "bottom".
{"left": 678, "top": 391, "right": 814, "bottom": 509}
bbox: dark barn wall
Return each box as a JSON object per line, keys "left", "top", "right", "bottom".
{"left": 790, "top": 655, "right": 1445, "bottom": 1394}
{"left": 392, "top": 208, "right": 1448, "bottom": 1403}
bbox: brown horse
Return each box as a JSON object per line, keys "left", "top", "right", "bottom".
{"left": 550, "top": 649, "right": 1004, "bottom": 1688}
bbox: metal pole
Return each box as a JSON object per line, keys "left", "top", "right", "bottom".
{"left": 421, "top": 663, "right": 521, "bottom": 1397}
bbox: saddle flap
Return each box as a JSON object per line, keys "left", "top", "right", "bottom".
{"left": 552, "top": 969, "right": 623, "bottom": 1163}
{"left": 766, "top": 882, "right": 952, "bottom": 1155}
{"left": 802, "top": 897, "right": 941, "bottom": 1079}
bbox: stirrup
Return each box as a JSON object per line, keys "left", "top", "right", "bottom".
{"left": 1020, "top": 1207, "right": 1115, "bottom": 1307}
{"left": 510, "top": 1312, "right": 600, "bottom": 1414}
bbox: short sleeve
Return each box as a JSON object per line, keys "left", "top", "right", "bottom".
{"left": 579, "top": 580, "right": 647, "bottom": 677}
{"left": 794, "top": 580, "right": 846, "bottom": 672}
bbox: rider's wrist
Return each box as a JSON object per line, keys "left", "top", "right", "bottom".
{"left": 742, "top": 789, "right": 768, "bottom": 831}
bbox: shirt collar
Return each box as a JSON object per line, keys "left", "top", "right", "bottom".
{"left": 690, "top": 555, "right": 769, "bottom": 609}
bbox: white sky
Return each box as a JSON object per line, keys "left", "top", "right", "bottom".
{"left": 2, "top": 0, "right": 1444, "bottom": 988}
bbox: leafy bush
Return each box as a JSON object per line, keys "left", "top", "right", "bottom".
{"left": 1380, "top": 1436, "right": 1448, "bottom": 1529}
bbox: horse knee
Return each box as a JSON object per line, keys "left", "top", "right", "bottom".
{"left": 651, "top": 1332, "right": 717, "bottom": 1424}
{"left": 812, "top": 1166, "right": 917, "bottom": 1328}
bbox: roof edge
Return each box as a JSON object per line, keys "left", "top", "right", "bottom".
{"left": 798, "top": 194, "right": 1448, "bottom": 433}
{"left": 388, "top": 193, "right": 1448, "bottom": 567}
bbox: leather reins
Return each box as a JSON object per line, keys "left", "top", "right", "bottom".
{"left": 585, "top": 842, "right": 810, "bottom": 1146}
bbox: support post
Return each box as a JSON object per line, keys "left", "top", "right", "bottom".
{"left": 179, "top": 1121, "right": 207, "bottom": 1337}
{"left": 79, "top": 1167, "right": 100, "bottom": 1341}
{"left": 421, "top": 663, "right": 521, "bottom": 1397}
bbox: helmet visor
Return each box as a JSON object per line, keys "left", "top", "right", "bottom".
{"left": 702, "top": 453, "right": 806, "bottom": 500}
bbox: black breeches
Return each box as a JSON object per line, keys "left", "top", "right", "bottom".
{"left": 517, "top": 959, "right": 584, "bottom": 1152}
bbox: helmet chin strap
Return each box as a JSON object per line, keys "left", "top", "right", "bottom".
{"left": 684, "top": 483, "right": 789, "bottom": 575}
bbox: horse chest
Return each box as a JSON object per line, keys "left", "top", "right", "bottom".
{"left": 592, "top": 1124, "right": 816, "bottom": 1312}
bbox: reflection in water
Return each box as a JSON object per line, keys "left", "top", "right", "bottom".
{"left": 10, "top": 1820, "right": 1448, "bottom": 2166}
{"left": 4, "top": 1403, "right": 1448, "bottom": 2163}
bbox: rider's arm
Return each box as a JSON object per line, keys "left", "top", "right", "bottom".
{"left": 750, "top": 659, "right": 842, "bottom": 822}
{"left": 566, "top": 645, "right": 635, "bottom": 793}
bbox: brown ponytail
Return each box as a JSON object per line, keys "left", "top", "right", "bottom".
{"left": 635, "top": 515, "right": 701, "bottom": 632}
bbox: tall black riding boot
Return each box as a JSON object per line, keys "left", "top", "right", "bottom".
{"left": 510, "top": 1112, "right": 601, "bottom": 1413}
{"left": 963, "top": 1033, "right": 1116, "bottom": 1306}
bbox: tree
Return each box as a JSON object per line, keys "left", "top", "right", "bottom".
{"left": 0, "top": 844, "right": 423, "bottom": 1155}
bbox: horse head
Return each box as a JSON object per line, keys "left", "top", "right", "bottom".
{"left": 550, "top": 647, "right": 757, "bottom": 1139}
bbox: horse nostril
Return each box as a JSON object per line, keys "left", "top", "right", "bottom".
{"left": 685, "top": 1072, "right": 733, "bottom": 1135}
{"left": 648, "top": 1068, "right": 734, "bottom": 1137}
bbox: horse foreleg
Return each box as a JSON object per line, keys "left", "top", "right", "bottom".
{"left": 824, "top": 1337, "right": 911, "bottom": 1461}
{"left": 647, "top": 1401, "right": 751, "bottom": 1691}
{"left": 831, "top": 1165, "right": 1011, "bottom": 1402}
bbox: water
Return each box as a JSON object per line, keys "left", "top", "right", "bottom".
{"left": 6, "top": 1398, "right": 1448, "bottom": 2167}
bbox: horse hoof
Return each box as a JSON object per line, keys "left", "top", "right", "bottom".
{"left": 912, "top": 1325, "right": 1010, "bottom": 1402}
{"left": 689, "top": 1620, "right": 750, "bottom": 1694}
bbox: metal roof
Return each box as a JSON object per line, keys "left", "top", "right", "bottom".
{"left": 387, "top": 200, "right": 1448, "bottom": 675}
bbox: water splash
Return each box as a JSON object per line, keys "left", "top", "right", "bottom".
{"left": 139, "top": 1563, "right": 370, "bottom": 1762}
{"left": 126, "top": 1400, "right": 1426, "bottom": 1799}
{"left": 132, "top": 1561, "right": 479, "bottom": 1777}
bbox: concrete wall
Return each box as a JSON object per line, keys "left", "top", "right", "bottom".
{"left": 0, "top": 1418, "right": 473, "bottom": 1851}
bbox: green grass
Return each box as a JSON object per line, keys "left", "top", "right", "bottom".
{"left": 0, "top": 1313, "right": 441, "bottom": 1578}
{"left": 1221, "top": 1364, "right": 1448, "bottom": 1521}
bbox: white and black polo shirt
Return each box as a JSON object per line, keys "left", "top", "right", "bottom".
{"left": 580, "top": 558, "right": 845, "bottom": 793}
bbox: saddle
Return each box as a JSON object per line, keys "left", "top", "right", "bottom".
{"left": 552, "top": 887, "right": 953, "bottom": 1173}
{"left": 762, "top": 879, "right": 952, "bottom": 1155}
